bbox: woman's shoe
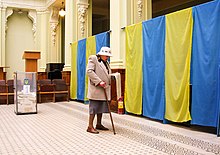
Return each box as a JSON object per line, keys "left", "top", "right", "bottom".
{"left": 96, "top": 124, "right": 109, "bottom": 130}
{"left": 87, "top": 127, "right": 99, "bottom": 134}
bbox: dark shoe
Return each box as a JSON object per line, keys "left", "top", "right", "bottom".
{"left": 96, "top": 124, "right": 109, "bottom": 130}
{"left": 87, "top": 127, "right": 99, "bottom": 134}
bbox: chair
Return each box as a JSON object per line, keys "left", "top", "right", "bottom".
{"left": 37, "top": 79, "right": 55, "bottom": 103}
{"left": 0, "top": 80, "right": 8, "bottom": 104}
{"left": 7, "top": 79, "right": 14, "bottom": 104}
{"left": 52, "top": 79, "right": 69, "bottom": 102}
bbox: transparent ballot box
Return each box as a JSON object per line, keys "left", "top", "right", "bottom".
{"left": 14, "top": 72, "right": 37, "bottom": 114}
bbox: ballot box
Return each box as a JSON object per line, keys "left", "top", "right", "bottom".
{"left": 14, "top": 72, "right": 37, "bottom": 114}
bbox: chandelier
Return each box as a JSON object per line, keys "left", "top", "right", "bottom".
{"left": 59, "top": 1, "right": 66, "bottom": 17}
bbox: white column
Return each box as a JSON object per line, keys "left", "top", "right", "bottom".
{"left": 110, "top": 0, "right": 152, "bottom": 69}
{"left": 28, "top": 10, "right": 37, "bottom": 49}
{"left": 63, "top": 0, "right": 77, "bottom": 71}
{"left": 144, "top": 0, "right": 152, "bottom": 20}
{"left": 1, "top": 7, "right": 13, "bottom": 67}
{"left": 0, "top": 7, "right": 6, "bottom": 66}
{"left": 110, "top": 0, "right": 128, "bottom": 69}
{"left": 0, "top": 6, "right": 2, "bottom": 66}
{"left": 49, "top": 8, "right": 60, "bottom": 63}
{"left": 37, "top": 11, "right": 50, "bottom": 72}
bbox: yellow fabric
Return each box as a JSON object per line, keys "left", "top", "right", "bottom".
{"left": 85, "top": 36, "right": 96, "bottom": 101}
{"left": 165, "top": 8, "right": 193, "bottom": 122}
{"left": 125, "top": 23, "right": 143, "bottom": 115}
{"left": 70, "top": 42, "right": 78, "bottom": 99}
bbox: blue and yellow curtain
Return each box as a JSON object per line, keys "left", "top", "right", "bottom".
{"left": 124, "top": 0, "right": 220, "bottom": 132}
{"left": 191, "top": 1, "right": 220, "bottom": 127}
{"left": 165, "top": 8, "right": 193, "bottom": 122}
{"left": 77, "top": 39, "right": 86, "bottom": 101}
{"left": 70, "top": 42, "right": 78, "bottom": 100}
{"left": 125, "top": 23, "right": 143, "bottom": 115}
{"left": 70, "top": 32, "right": 110, "bottom": 101}
{"left": 85, "top": 36, "right": 96, "bottom": 101}
{"left": 70, "top": 0, "right": 220, "bottom": 135}
{"left": 142, "top": 16, "right": 165, "bottom": 120}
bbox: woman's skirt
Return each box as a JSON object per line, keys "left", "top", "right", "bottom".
{"left": 89, "top": 100, "right": 109, "bottom": 114}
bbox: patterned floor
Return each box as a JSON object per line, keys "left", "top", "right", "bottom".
{"left": 0, "top": 101, "right": 220, "bottom": 155}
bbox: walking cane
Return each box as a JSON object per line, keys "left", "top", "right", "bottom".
{"left": 103, "top": 87, "right": 116, "bottom": 135}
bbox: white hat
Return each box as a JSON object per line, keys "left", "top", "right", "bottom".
{"left": 97, "top": 47, "right": 112, "bottom": 57}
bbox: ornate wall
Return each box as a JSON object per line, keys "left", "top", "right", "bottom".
{"left": 0, "top": 0, "right": 63, "bottom": 79}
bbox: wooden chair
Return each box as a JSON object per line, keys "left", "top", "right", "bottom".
{"left": 52, "top": 79, "right": 69, "bottom": 102}
{"left": 37, "top": 79, "right": 55, "bottom": 103}
{"left": 0, "top": 80, "right": 8, "bottom": 104}
{"left": 7, "top": 79, "right": 14, "bottom": 104}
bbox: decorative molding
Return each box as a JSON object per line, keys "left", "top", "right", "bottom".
{"left": 37, "top": 10, "right": 50, "bottom": 15}
{"left": 1, "top": 1, "right": 47, "bottom": 11}
{"left": 5, "top": 8, "right": 13, "bottom": 34}
{"left": 77, "top": 2, "right": 89, "bottom": 36}
{"left": 28, "top": 10, "right": 37, "bottom": 42}
{"left": 137, "top": 0, "right": 143, "bottom": 18}
{"left": 49, "top": 8, "right": 59, "bottom": 45}
{"left": 50, "top": 22, "right": 59, "bottom": 45}
{"left": 45, "top": 0, "right": 56, "bottom": 8}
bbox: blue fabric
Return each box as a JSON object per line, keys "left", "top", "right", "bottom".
{"left": 95, "top": 32, "right": 110, "bottom": 54}
{"left": 142, "top": 16, "right": 166, "bottom": 120}
{"left": 218, "top": 67, "right": 220, "bottom": 136}
{"left": 191, "top": 0, "right": 220, "bottom": 127}
{"left": 77, "top": 39, "right": 86, "bottom": 101}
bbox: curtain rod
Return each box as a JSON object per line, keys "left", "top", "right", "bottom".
{"left": 69, "top": 30, "right": 112, "bottom": 45}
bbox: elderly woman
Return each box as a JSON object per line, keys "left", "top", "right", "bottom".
{"left": 86, "top": 47, "right": 112, "bottom": 134}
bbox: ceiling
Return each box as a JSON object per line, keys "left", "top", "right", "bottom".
{"left": 152, "top": 0, "right": 213, "bottom": 17}
{"left": 50, "top": 0, "right": 109, "bottom": 10}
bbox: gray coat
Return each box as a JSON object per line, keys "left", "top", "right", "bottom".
{"left": 86, "top": 55, "right": 111, "bottom": 101}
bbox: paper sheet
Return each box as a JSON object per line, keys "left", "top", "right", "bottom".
{"left": 110, "top": 72, "right": 121, "bottom": 100}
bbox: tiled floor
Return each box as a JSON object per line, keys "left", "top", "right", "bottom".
{"left": 0, "top": 101, "right": 220, "bottom": 155}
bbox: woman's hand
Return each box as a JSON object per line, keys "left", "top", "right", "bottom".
{"left": 99, "top": 81, "right": 106, "bottom": 88}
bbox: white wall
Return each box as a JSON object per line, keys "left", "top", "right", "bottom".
{"left": 6, "top": 11, "right": 34, "bottom": 79}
